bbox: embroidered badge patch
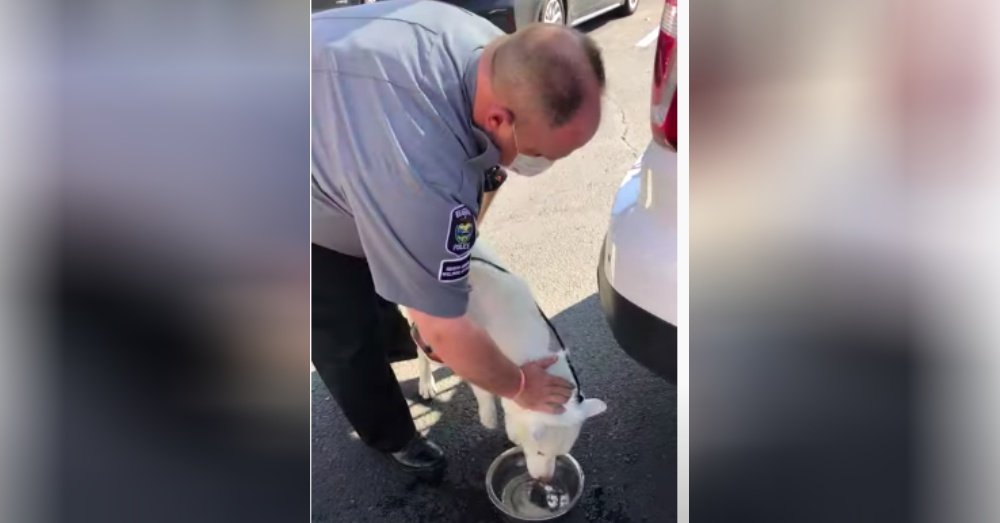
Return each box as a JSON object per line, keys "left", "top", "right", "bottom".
{"left": 438, "top": 254, "right": 471, "bottom": 282}
{"left": 446, "top": 205, "right": 476, "bottom": 256}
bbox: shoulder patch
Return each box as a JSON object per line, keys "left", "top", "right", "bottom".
{"left": 438, "top": 254, "right": 471, "bottom": 282}
{"left": 446, "top": 205, "right": 476, "bottom": 256}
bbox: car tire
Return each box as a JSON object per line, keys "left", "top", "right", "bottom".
{"left": 616, "top": 0, "right": 638, "bottom": 17}
{"left": 538, "top": 0, "right": 566, "bottom": 25}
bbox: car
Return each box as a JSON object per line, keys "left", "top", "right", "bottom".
{"left": 312, "top": 0, "right": 638, "bottom": 32}
{"left": 312, "top": 0, "right": 374, "bottom": 12}
{"left": 597, "top": 0, "right": 677, "bottom": 382}
{"left": 437, "top": 0, "right": 638, "bottom": 32}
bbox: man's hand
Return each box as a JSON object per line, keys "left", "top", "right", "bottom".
{"left": 514, "top": 356, "right": 575, "bottom": 414}
{"left": 409, "top": 310, "right": 573, "bottom": 414}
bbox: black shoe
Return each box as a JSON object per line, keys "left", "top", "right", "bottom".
{"left": 389, "top": 434, "right": 446, "bottom": 481}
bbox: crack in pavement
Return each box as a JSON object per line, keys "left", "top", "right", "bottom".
{"left": 606, "top": 95, "right": 640, "bottom": 157}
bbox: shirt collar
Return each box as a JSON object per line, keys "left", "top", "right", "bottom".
{"left": 462, "top": 49, "right": 501, "bottom": 173}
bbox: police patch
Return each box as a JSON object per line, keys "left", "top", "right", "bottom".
{"left": 438, "top": 254, "right": 471, "bottom": 282}
{"left": 446, "top": 205, "right": 476, "bottom": 256}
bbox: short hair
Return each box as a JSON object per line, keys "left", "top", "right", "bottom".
{"left": 492, "top": 24, "right": 605, "bottom": 128}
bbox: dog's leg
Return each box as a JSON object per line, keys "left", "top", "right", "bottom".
{"left": 470, "top": 384, "right": 499, "bottom": 430}
{"left": 417, "top": 350, "right": 437, "bottom": 400}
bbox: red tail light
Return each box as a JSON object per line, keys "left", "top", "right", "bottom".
{"left": 651, "top": 0, "right": 677, "bottom": 150}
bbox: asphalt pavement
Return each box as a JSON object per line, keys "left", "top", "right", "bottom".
{"left": 312, "top": 3, "right": 676, "bottom": 521}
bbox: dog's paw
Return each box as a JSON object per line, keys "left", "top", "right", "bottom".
{"left": 418, "top": 379, "right": 437, "bottom": 401}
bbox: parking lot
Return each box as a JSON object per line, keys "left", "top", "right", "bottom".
{"left": 311, "top": 2, "right": 677, "bottom": 521}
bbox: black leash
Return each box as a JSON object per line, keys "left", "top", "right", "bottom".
{"left": 470, "top": 256, "right": 584, "bottom": 402}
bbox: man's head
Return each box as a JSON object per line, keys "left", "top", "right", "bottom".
{"left": 475, "top": 24, "right": 605, "bottom": 173}
{"left": 517, "top": 398, "right": 608, "bottom": 481}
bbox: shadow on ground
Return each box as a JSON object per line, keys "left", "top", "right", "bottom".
{"left": 312, "top": 294, "right": 677, "bottom": 522}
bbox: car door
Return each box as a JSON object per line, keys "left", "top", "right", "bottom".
{"left": 568, "top": 0, "right": 614, "bottom": 24}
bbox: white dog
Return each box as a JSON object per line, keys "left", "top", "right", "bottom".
{"left": 415, "top": 240, "right": 607, "bottom": 480}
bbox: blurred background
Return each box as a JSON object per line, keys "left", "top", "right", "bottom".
{"left": 691, "top": 0, "right": 1000, "bottom": 522}
{"left": 0, "top": 0, "right": 310, "bottom": 521}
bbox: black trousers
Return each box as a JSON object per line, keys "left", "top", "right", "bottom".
{"left": 312, "top": 244, "right": 417, "bottom": 453}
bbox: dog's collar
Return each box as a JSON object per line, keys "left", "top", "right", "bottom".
{"left": 469, "top": 256, "right": 585, "bottom": 403}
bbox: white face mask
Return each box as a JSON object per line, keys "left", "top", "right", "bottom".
{"left": 509, "top": 153, "right": 555, "bottom": 177}
{"left": 508, "top": 123, "right": 555, "bottom": 177}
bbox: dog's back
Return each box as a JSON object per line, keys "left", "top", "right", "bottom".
{"left": 465, "top": 242, "right": 571, "bottom": 382}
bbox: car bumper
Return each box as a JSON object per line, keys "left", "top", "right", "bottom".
{"left": 598, "top": 238, "right": 677, "bottom": 382}
{"left": 597, "top": 141, "right": 677, "bottom": 382}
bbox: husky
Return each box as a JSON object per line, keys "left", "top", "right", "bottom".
{"left": 415, "top": 240, "right": 607, "bottom": 480}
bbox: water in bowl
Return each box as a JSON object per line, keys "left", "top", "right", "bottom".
{"left": 499, "top": 472, "right": 572, "bottom": 519}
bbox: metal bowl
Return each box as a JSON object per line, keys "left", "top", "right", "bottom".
{"left": 485, "top": 447, "right": 584, "bottom": 521}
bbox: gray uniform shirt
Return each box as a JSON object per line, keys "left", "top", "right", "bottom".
{"left": 312, "top": 0, "right": 503, "bottom": 318}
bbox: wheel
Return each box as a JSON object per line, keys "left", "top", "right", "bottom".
{"left": 539, "top": 0, "right": 566, "bottom": 25}
{"left": 616, "top": 0, "right": 638, "bottom": 17}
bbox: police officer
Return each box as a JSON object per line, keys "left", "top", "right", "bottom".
{"left": 311, "top": 0, "right": 605, "bottom": 479}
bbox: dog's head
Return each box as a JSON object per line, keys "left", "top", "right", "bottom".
{"left": 518, "top": 398, "right": 607, "bottom": 480}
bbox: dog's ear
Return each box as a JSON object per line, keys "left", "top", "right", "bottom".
{"left": 580, "top": 398, "right": 608, "bottom": 419}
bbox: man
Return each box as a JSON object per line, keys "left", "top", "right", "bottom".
{"left": 311, "top": 0, "right": 605, "bottom": 480}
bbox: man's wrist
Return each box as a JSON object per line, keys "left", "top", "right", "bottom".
{"left": 501, "top": 364, "right": 524, "bottom": 399}
{"left": 512, "top": 368, "right": 526, "bottom": 400}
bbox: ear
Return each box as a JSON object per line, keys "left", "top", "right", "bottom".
{"left": 485, "top": 105, "right": 511, "bottom": 133}
{"left": 580, "top": 398, "right": 607, "bottom": 419}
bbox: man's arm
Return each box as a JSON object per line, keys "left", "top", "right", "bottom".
{"left": 408, "top": 309, "right": 573, "bottom": 414}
